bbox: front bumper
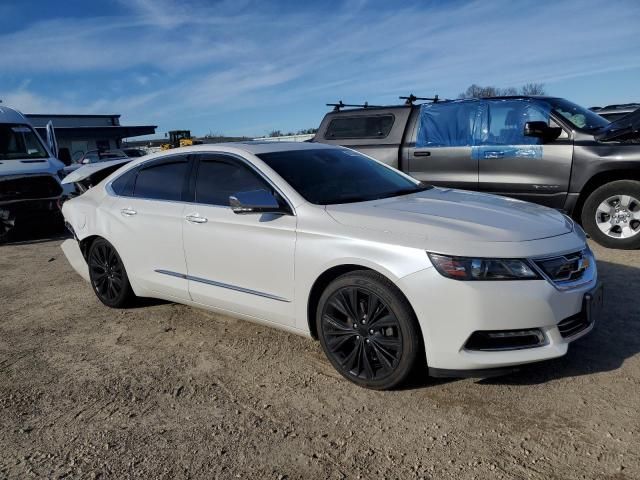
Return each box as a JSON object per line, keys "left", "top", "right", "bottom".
{"left": 398, "top": 265, "right": 600, "bottom": 374}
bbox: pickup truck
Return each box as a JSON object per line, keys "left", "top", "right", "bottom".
{"left": 312, "top": 95, "right": 640, "bottom": 249}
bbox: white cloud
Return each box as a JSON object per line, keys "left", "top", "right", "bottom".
{"left": 1, "top": 0, "right": 639, "bottom": 134}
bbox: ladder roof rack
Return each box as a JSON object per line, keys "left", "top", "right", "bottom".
{"left": 326, "top": 101, "right": 383, "bottom": 112}
{"left": 399, "top": 94, "right": 440, "bottom": 105}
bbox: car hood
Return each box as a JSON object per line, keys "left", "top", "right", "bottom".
{"left": 61, "top": 158, "right": 130, "bottom": 185}
{"left": 595, "top": 107, "right": 640, "bottom": 142}
{"left": 326, "top": 188, "right": 573, "bottom": 244}
{"left": 0, "top": 157, "right": 63, "bottom": 177}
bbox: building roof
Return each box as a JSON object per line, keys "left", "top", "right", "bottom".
{"left": 26, "top": 113, "right": 121, "bottom": 119}
{"left": 34, "top": 125, "right": 157, "bottom": 139}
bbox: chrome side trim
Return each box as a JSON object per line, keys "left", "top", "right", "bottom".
{"left": 154, "top": 269, "right": 290, "bottom": 303}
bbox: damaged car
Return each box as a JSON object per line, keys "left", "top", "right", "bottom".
{"left": 0, "top": 106, "right": 69, "bottom": 241}
{"left": 61, "top": 142, "right": 602, "bottom": 389}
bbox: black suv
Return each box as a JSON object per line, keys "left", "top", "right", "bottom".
{"left": 313, "top": 96, "right": 640, "bottom": 249}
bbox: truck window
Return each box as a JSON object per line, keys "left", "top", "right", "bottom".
{"left": 485, "top": 100, "right": 548, "bottom": 145}
{"left": 325, "top": 115, "right": 394, "bottom": 139}
{"left": 0, "top": 124, "right": 48, "bottom": 160}
{"left": 416, "top": 102, "right": 485, "bottom": 147}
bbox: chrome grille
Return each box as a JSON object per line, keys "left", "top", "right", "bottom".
{"left": 533, "top": 249, "right": 594, "bottom": 289}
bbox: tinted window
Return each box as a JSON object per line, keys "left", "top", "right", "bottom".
{"left": 195, "top": 159, "right": 269, "bottom": 206}
{"left": 325, "top": 115, "right": 394, "bottom": 139}
{"left": 258, "top": 148, "right": 428, "bottom": 205}
{"left": 111, "top": 168, "right": 137, "bottom": 196}
{"left": 133, "top": 159, "right": 188, "bottom": 201}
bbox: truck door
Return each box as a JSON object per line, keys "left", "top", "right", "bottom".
{"left": 476, "top": 99, "right": 572, "bottom": 208}
{"left": 405, "top": 102, "right": 480, "bottom": 190}
{"left": 45, "top": 121, "right": 58, "bottom": 158}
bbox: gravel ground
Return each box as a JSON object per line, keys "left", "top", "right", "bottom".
{"left": 0, "top": 234, "right": 639, "bottom": 479}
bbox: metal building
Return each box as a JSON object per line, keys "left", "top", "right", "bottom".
{"left": 26, "top": 113, "right": 156, "bottom": 162}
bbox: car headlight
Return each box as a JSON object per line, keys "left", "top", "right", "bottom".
{"left": 427, "top": 253, "right": 541, "bottom": 281}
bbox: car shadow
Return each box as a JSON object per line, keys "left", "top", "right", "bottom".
{"left": 478, "top": 259, "right": 640, "bottom": 386}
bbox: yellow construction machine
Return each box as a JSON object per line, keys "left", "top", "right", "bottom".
{"left": 161, "top": 130, "right": 202, "bottom": 150}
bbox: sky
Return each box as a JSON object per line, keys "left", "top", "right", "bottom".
{"left": 0, "top": 0, "right": 639, "bottom": 139}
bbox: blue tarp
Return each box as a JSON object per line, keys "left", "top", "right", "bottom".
{"left": 416, "top": 100, "right": 486, "bottom": 147}
{"left": 416, "top": 99, "right": 551, "bottom": 152}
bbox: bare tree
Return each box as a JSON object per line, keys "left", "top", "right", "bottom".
{"left": 458, "top": 83, "right": 546, "bottom": 99}
{"left": 520, "top": 83, "right": 546, "bottom": 96}
{"left": 268, "top": 130, "right": 283, "bottom": 137}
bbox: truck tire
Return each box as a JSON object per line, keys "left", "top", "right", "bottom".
{"left": 581, "top": 180, "right": 640, "bottom": 249}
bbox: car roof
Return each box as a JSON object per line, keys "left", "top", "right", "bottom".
{"left": 0, "top": 106, "right": 30, "bottom": 124}
{"left": 592, "top": 103, "right": 640, "bottom": 113}
{"left": 104, "top": 141, "right": 339, "bottom": 172}
{"left": 163, "top": 141, "right": 336, "bottom": 155}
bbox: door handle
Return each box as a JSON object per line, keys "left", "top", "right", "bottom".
{"left": 413, "top": 151, "right": 431, "bottom": 157}
{"left": 483, "top": 151, "right": 505, "bottom": 159}
{"left": 120, "top": 208, "right": 137, "bottom": 217}
{"left": 185, "top": 213, "right": 208, "bottom": 224}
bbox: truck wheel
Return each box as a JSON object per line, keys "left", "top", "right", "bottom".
{"left": 581, "top": 180, "right": 640, "bottom": 249}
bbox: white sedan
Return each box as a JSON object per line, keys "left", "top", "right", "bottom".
{"left": 61, "top": 142, "right": 603, "bottom": 389}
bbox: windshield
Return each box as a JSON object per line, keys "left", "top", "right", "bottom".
{"left": 545, "top": 98, "right": 609, "bottom": 131}
{"left": 0, "top": 123, "right": 48, "bottom": 160}
{"left": 258, "top": 148, "right": 430, "bottom": 205}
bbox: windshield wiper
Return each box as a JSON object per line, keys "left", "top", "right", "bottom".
{"left": 380, "top": 183, "right": 432, "bottom": 199}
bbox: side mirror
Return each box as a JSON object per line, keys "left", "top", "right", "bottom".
{"left": 523, "top": 121, "right": 562, "bottom": 143}
{"left": 229, "top": 189, "right": 287, "bottom": 215}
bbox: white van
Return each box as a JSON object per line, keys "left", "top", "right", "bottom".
{"left": 0, "top": 105, "right": 70, "bottom": 241}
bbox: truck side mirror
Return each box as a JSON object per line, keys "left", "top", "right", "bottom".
{"left": 523, "top": 121, "right": 562, "bottom": 143}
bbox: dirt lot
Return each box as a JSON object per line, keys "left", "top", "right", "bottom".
{"left": 1, "top": 234, "right": 639, "bottom": 480}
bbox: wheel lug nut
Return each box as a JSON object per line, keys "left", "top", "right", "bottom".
{"left": 353, "top": 324, "right": 358, "bottom": 329}
{"left": 365, "top": 339, "right": 370, "bottom": 344}
{"left": 369, "top": 329, "right": 374, "bottom": 334}
{"left": 355, "top": 335, "right": 360, "bottom": 340}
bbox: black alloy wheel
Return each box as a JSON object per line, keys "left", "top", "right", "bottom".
{"left": 88, "top": 238, "right": 134, "bottom": 308}
{"left": 317, "top": 271, "right": 422, "bottom": 389}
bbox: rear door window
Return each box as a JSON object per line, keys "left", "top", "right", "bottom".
{"left": 325, "top": 115, "right": 394, "bottom": 139}
{"left": 416, "top": 102, "right": 485, "bottom": 147}
{"left": 132, "top": 157, "right": 189, "bottom": 201}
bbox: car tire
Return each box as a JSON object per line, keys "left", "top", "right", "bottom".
{"left": 87, "top": 238, "right": 135, "bottom": 308}
{"left": 581, "top": 180, "right": 640, "bottom": 249}
{"left": 316, "top": 270, "right": 423, "bottom": 390}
